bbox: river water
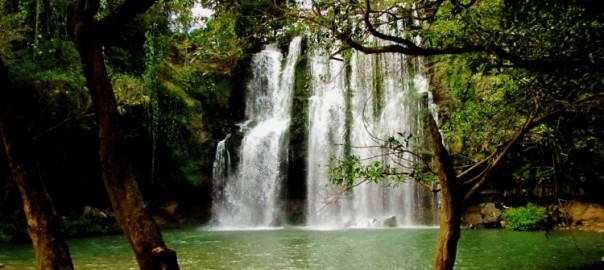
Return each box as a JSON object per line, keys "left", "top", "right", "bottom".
{"left": 1, "top": 228, "right": 603, "bottom": 269}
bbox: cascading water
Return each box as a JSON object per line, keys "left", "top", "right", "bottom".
{"left": 211, "top": 35, "right": 437, "bottom": 229}
{"left": 212, "top": 134, "right": 231, "bottom": 195}
{"left": 306, "top": 49, "right": 350, "bottom": 227}
{"left": 212, "top": 37, "right": 302, "bottom": 228}
{"left": 306, "top": 40, "right": 439, "bottom": 228}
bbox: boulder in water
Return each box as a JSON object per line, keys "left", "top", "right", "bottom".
{"left": 370, "top": 219, "right": 379, "bottom": 226}
{"left": 382, "top": 216, "right": 398, "bottom": 227}
{"left": 480, "top": 203, "right": 502, "bottom": 228}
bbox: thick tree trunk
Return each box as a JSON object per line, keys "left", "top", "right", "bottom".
{"left": 433, "top": 179, "right": 462, "bottom": 270}
{"left": 424, "top": 105, "right": 463, "bottom": 270}
{"left": 78, "top": 41, "right": 178, "bottom": 270}
{"left": 69, "top": 1, "right": 179, "bottom": 268}
{"left": 0, "top": 60, "right": 74, "bottom": 270}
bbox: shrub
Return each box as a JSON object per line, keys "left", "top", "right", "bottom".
{"left": 502, "top": 203, "right": 547, "bottom": 231}
{"left": 61, "top": 215, "right": 117, "bottom": 237}
{"left": 0, "top": 229, "right": 11, "bottom": 242}
{"left": 0, "top": 220, "right": 18, "bottom": 242}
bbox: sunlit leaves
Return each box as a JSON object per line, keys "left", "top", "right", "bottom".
{"left": 0, "top": 11, "right": 26, "bottom": 60}
{"left": 431, "top": 50, "right": 529, "bottom": 165}
{"left": 113, "top": 74, "right": 149, "bottom": 113}
{"left": 328, "top": 155, "right": 405, "bottom": 187}
{"left": 188, "top": 12, "right": 244, "bottom": 74}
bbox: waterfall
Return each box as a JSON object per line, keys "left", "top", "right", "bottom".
{"left": 212, "top": 134, "right": 231, "bottom": 196}
{"left": 306, "top": 44, "right": 439, "bottom": 228}
{"left": 212, "top": 37, "right": 302, "bottom": 228}
{"left": 306, "top": 49, "right": 350, "bottom": 227}
{"left": 211, "top": 35, "right": 438, "bottom": 229}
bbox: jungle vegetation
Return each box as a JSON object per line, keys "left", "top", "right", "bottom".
{"left": 0, "top": 0, "right": 602, "bottom": 269}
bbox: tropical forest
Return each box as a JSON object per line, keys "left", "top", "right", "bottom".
{"left": 0, "top": 0, "right": 603, "bottom": 269}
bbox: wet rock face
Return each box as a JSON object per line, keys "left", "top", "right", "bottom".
{"left": 461, "top": 203, "right": 502, "bottom": 229}
{"left": 480, "top": 203, "right": 502, "bottom": 228}
{"left": 462, "top": 205, "right": 484, "bottom": 228}
{"left": 382, "top": 216, "right": 398, "bottom": 227}
{"left": 560, "top": 201, "right": 604, "bottom": 232}
{"left": 83, "top": 206, "right": 109, "bottom": 219}
{"left": 463, "top": 201, "right": 604, "bottom": 231}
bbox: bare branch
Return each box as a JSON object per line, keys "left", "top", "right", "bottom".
{"left": 32, "top": 113, "right": 95, "bottom": 141}
{"left": 317, "top": 179, "right": 369, "bottom": 213}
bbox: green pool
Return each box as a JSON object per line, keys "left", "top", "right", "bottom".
{"left": 0, "top": 228, "right": 602, "bottom": 269}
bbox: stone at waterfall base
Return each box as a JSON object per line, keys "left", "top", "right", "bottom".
{"left": 382, "top": 216, "right": 398, "bottom": 227}
{"left": 461, "top": 203, "right": 502, "bottom": 228}
{"left": 556, "top": 201, "right": 604, "bottom": 232}
{"left": 369, "top": 216, "right": 398, "bottom": 227}
{"left": 462, "top": 201, "right": 604, "bottom": 232}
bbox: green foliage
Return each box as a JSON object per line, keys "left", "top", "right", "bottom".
{"left": 201, "top": 0, "right": 293, "bottom": 51}
{"left": 502, "top": 203, "right": 547, "bottom": 231}
{"left": 0, "top": 230, "right": 10, "bottom": 242}
{"left": 148, "top": 0, "right": 197, "bottom": 33}
{"left": 135, "top": 18, "right": 238, "bottom": 189}
{"left": 113, "top": 74, "right": 150, "bottom": 112}
{"left": 61, "top": 215, "right": 116, "bottom": 237}
{"left": 328, "top": 155, "right": 404, "bottom": 186}
{"left": 0, "top": 221, "right": 17, "bottom": 242}
{"left": 9, "top": 65, "right": 90, "bottom": 134}
{"left": 432, "top": 51, "right": 527, "bottom": 163}
{"left": 0, "top": 12, "right": 26, "bottom": 60}
{"left": 188, "top": 12, "right": 244, "bottom": 74}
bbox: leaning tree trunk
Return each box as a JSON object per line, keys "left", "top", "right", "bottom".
{"left": 424, "top": 106, "right": 463, "bottom": 270}
{"left": 0, "top": 59, "right": 74, "bottom": 269}
{"left": 69, "top": 0, "right": 179, "bottom": 268}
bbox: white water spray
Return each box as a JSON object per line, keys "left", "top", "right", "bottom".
{"left": 212, "top": 37, "right": 303, "bottom": 228}
{"left": 306, "top": 41, "right": 439, "bottom": 228}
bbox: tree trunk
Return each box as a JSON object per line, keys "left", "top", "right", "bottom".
{"left": 433, "top": 177, "right": 462, "bottom": 270}
{"left": 0, "top": 59, "right": 74, "bottom": 270}
{"left": 424, "top": 103, "right": 463, "bottom": 270}
{"left": 69, "top": 1, "right": 179, "bottom": 269}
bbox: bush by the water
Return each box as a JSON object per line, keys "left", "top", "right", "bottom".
{"left": 0, "top": 218, "right": 20, "bottom": 242}
{"left": 61, "top": 215, "right": 118, "bottom": 237}
{"left": 502, "top": 203, "right": 547, "bottom": 231}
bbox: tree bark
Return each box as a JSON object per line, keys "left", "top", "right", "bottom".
{"left": 0, "top": 59, "right": 74, "bottom": 269}
{"left": 69, "top": 1, "right": 179, "bottom": 269}
{"left": 423, "top": 101, "right": 462, "bottom": 270}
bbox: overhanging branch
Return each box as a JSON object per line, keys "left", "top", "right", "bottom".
{"left": 362, "top": 0, "right": 422, "bottom": 51}
{"left": 460, "top": 92, "right": 604, "bottom": 203}
{"left": 99, "top": 0, "right": 156, "bottom": 30}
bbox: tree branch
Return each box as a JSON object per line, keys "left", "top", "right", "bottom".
{"left": 318, "top": 179, "right": 369, "bottom": 213}
{"left": 32, "top": 113, "right": 95, "bottom": 141}
{"left": 362, "top": 0, "right": 422, "bottom": 51}
{"left": 342, "top": 37, "right": 485, "bottom": 56}
{"left": 99, "top": 0, "right": 156, "bottom": 30}
{"left": 450, "top": 0, "right": 477, "bottom": 9}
